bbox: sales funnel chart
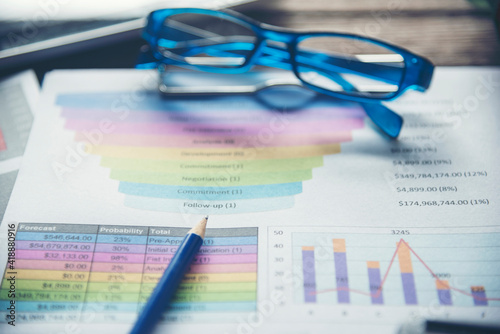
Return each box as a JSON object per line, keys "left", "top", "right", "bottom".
{"left": 57, "top": 90, "right": 364, "bottom": 214}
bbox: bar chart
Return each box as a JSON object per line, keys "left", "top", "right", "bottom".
{"left": 0, "top": 223, "right": 258, "bottom": 323}
{"left": 269, "top": 226, "right": 500, "bottom": 308}
{"left": 56, "top": 86, "right": 364, "bottom": 214}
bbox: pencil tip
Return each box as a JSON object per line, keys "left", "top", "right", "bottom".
{"left": 189, "top": 215, "right": 208, "bottom": 239}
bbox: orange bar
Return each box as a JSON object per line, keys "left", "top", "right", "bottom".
{"left": 397, "top": 241, "right": 413, "bottom": 273}
{"left": 367, "top": 261, "right": 380, "bottom": 269}
{"left": 302, "top": 246, "right": 315, "bottom": 251}
{"left": 471, "top": 286, "right": 485, "bottom": 292}
{"left": 333, "top": 239, "right": 346, "bottom": 253}
{"left": 436, "top": 280, "right": 450, "bottom": 290}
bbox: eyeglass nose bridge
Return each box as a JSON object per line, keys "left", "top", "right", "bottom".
{"left": 248, "top": 28, "right": 300, "bottom": 68}
{"left": 258, "top": 27, "right": 299, "bottom": 45}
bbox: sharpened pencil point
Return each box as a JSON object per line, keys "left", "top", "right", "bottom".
{"left": 189, "top": 216, "right": 208, "bottom": 239}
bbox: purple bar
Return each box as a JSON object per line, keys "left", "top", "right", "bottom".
{"left": 334, "top": 252, "right": 350, "bottom": 304}
{"left": 401, "top": 273, "right": 418, "bottom": 305}
{"left": 471, "top": 287, "right": 488, "bottom": 306}
{"left": 437, "top": 289, "right": 452, "bottom": 305}
{"left": 368, "top": 268, "right": 384, "bottom": 304}
{"left": 302, "top": 249, "right": 317, "bottom": 303}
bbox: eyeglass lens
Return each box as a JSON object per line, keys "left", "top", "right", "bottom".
{"left": 158, "top": 13, "right": 406, "bottom": 100}
{"left": 296, "top": 36, "right": 405, "bottom": 99}
{"left": 159, "top": 13, "right": 257, "bottom": 68}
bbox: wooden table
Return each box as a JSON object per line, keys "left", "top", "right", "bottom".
{"left": 236, "top": 0, "right": 500, "bottom": 66}
{"left": 1, "top": 0, "right": 498, "bottom": 80}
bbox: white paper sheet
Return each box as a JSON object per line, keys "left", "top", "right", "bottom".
{"left": 0, "top": 67, "right": 499, "bottom": 334}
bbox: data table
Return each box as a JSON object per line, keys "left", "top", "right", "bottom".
{"left": 0, "top": 223, "right": 258, "bottom": 323}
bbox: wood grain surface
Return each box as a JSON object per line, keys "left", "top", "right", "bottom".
{"left": 235, "top": 0, "right": 500, "bottom": 65}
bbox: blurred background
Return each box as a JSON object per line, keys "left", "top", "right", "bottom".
{"left": 0, "top": 0, "right": 499, "bottom": 81}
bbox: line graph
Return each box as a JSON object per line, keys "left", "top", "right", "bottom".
{"left": 269, "top": 226, "right": 500, "bottom": 308}
{"left": 310, "top": 239, "right": 499, "bottom": 303}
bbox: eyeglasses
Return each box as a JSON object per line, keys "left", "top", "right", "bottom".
{"left": 138, "top": 8, "right": 435, "bottom": 138}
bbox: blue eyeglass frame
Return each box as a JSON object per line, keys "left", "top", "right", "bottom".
{"left": 139, "top": 7, "right": 435, "bottom": 138}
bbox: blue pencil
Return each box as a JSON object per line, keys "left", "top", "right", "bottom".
{"left": 130, "top": 216, "right": 208, "bottom": 334}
